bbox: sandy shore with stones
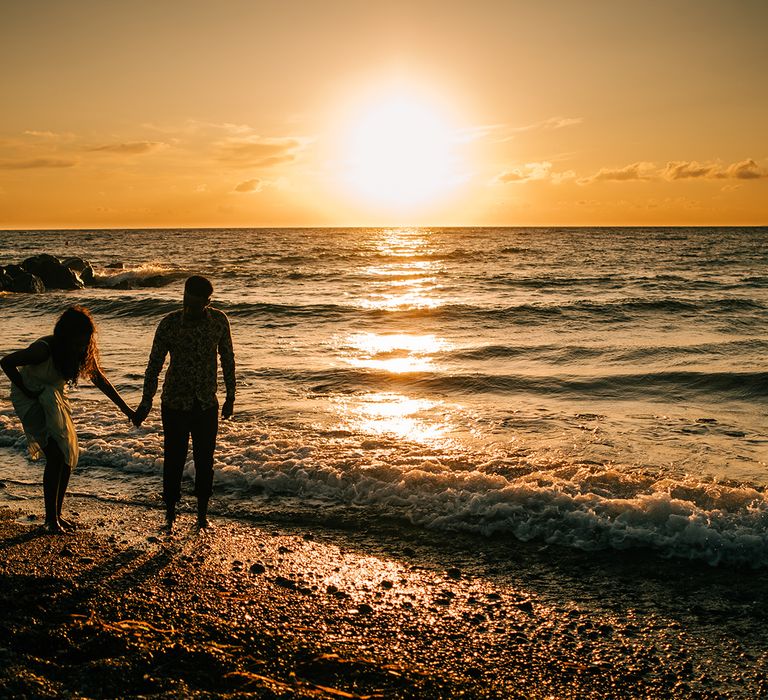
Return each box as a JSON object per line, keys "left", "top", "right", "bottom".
{"left": 1, "top": 476, "right": 767, "bottom": 699}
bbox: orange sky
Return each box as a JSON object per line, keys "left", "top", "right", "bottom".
{"left": 1, "top": 0, "right": 766, "bottom": 228}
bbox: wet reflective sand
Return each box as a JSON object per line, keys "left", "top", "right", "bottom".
{"left": 1, "top": 481, "right": 765, "bottom": 698}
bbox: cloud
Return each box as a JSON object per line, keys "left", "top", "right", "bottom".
{"left": 662, "top": 158, "right": 767, "bottom": 180}
{"left": 506, "top": 116, "right": 583, "bottom": 136}
{"left": 23, "top": 130, "right": 63, "bottom": 139}
{"left": 542, "top": 116, "right": 583, "bottom": 130}
{"left": 550, "top": 170, "right": 577, "bottom": 184}
{"left": 589, "top": 158, "right": 768, "bottom": 183}
{"left": 497, "top": 162, "right": 576, "bottom": 185}
{"left": 89, "top": 141, "right": 167, "bottom": 154}
{"left": 487, "top": 116, "right": 583, "bottom": 143}
{"left": 579, "top": 162, "right": 656, "bottom": 184}
{"left": 216, "top": 137, "right": 302, "bottom": 168}
{"left": 499, "top": 157, "right": 768, "bottom": 188}
{"left": 497, "top": 161, "right": 553, "bottom": 183}
{"left": 661, "top": 160, "right": 720, "bottom": 180}
{"left": 234, "top": 178, "right": 263, "bottom": 193}
{"left": 457, "top": 124, "right": 506, "bottom": 142}
{"left": 0, "top": 158, "right": 77, "bottom": 169}
{"left": 725, "top": 158, "right": 765, "bottom": 179}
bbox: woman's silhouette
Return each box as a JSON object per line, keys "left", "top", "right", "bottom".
{"left": 1, "top": 306, "right": 135, "bottom": 532}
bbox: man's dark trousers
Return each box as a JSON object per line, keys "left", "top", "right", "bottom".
{"left": 161, "top": 399, "right": 218, "bottom": 508}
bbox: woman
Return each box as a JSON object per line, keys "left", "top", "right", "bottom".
{"left": 1, "top": 306, "right": 135, "bottom": 532}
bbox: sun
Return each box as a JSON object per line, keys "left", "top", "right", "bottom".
{"left": 341, "top": 95, "right": 463, "bottom": 209}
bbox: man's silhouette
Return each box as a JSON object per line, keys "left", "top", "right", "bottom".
{"left": 134, "top": 275, "right": 235, "bottom": 529}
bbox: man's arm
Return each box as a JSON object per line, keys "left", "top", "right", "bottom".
{"left": 134, "top": 320, "right": 169, "bottom": 425}
{"left": 218, "top": 314, "right": 236, "bottom": 418}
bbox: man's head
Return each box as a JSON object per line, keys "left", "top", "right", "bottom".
{"left": 184, "top": 275, "right": 213, "bottom": 318}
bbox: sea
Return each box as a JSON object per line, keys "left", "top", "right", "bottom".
{"left": 1, "top": 227, "right": 767, "bottom": 566}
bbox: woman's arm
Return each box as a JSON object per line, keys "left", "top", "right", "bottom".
{"left": 90, "top": 367, "right": 136, "bottom": 421}
{"left": 0, "top": 341, "right": 51, "bottom": 399}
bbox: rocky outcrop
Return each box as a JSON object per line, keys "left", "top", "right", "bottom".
{"left": 9, "top": 271, "right": 45, "bottom": 293}
{"left": 22, "top": 254, "right": 84, "bottom": 290}
{"left": 1, "top": 254, "right": 94, "bottom": 293}
{"left": 61, "top": 256, "right": 95, "bottom": 285}
{"left": 0, "top": 268, "right": 13, "bottom": 291}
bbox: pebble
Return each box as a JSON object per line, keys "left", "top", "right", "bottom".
{"left": 249, "top": 563, "right": 266, "bottom": 575}
{"left": 516, "top": 601, "right": 534, "bottom": 614}
{"left": 274, "top": 576, "right": 297, "bottom": 590}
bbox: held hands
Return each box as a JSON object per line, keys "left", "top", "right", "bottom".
{"left": 222, "top": 397, "right": 235, "bottom": 420}
{"left": 132, "top": 402, "right": 151, "bottom": 428}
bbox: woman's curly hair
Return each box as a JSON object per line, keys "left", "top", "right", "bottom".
{"left": 52, "top": 306, "right": 100, "bottom": 384}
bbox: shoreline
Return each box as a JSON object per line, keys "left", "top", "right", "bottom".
{"left": 1, "top": 475, "right": 767, "bottom": 698}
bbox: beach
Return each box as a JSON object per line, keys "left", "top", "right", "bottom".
{"left": 1, "top": 470, "right": 766, "bottom": 699}
{"left": 2, "top": 0, "right": 766, "bottom": 693}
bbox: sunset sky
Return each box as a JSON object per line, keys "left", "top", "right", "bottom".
{"left": 1, "top": 0, "right": 766, "bottom": 228}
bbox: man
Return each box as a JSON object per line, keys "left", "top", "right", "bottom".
{"left": 134, "top": 275, "right": 235, "bottom": 530}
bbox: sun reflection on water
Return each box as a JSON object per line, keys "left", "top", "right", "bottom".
{"left": 358, "top": 229, "right": 446, "bottom": 311}
{"left": 330, "top": 229, "right": 459, "bottom": 443}
{"left": 341, "top": 332, "right": 451, "bottom": 373}
{"left": 332, "top": 392, "right": 450, "bottom": 443}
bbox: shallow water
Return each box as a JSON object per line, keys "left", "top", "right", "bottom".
{"left": 1, "top": 227, "right": 767, "bottom": 565}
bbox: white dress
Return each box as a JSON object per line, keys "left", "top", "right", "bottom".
{"left": 10, "top": 339, "right": 79, "bottom": 467}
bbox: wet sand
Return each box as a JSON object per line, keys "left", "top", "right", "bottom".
{"left": 0, "top": 478, "right": 766, "bottom": 699}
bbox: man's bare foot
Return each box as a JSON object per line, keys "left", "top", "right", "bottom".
{"left": 59, "top": 517, "right": 77, "bottom": 531}
{"left": 161, "top": 515, "right": 175, "bottom": 533}
{"left": 196, "top": 517, "right": 213, "bottom": 531}
{"left": 159, "top": 506, "right": 176, "bottom": 532}
{"left": 43, "top": 520, "right": 64, "bottom": 534}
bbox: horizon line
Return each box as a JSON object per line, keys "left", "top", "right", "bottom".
{"left": 2, "top": 223, "right": 767, "bottom": 232}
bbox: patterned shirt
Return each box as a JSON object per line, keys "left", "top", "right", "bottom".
{"left": 140, "top": 307, "right": 235, "bottom": 411}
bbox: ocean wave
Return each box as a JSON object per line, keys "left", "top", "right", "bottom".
{"left": 93, "top": 264, "right": 188, "bottom": 289}
{"left": 249, "top": 366, "right": 768, "bottom": 401}
{"left": 488, "top": 274, "right": 625, "bottom": 289}
{"left": 446, "top": 339, "right": 768, "bottom": 364}
{"left": 0, "top": 294, "right": 181, "bottom": 319}
{"left": 2, "top": 282, "right": 765, "bottom": 329}
{"left": 2, "top": 410, "right": 765, "bottom": 567}
{"left": 447, "top": 344, "right": 606, "bottom": 362}
{"left": 488, "top": 273, "right": 768, "bottom": 294}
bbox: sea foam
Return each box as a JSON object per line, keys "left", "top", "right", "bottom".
{"left": 2, "top": 403, "right": 765, "bottom": 568}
